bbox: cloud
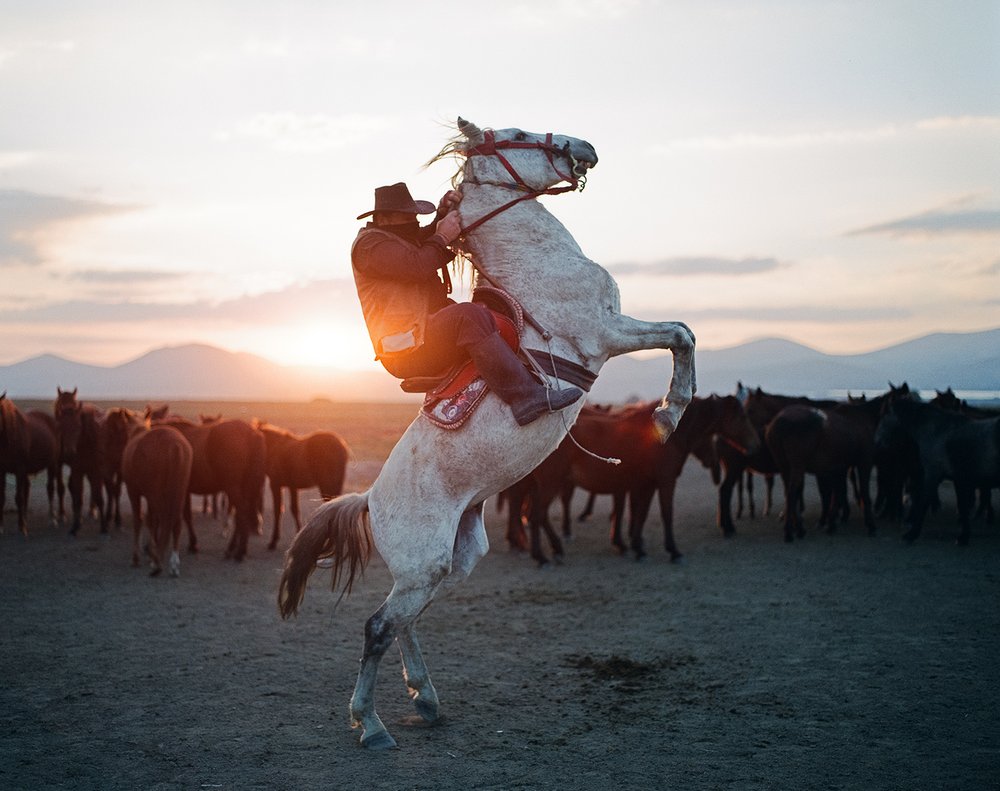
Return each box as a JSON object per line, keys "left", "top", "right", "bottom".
{"left": 848, "top": 203, "right": 1000, "bottom": 238}
{"left": 646, "top": 305, "right": 914, "bottom": 323}
{"left": 222, "top": 113, "right": 395, "bottom": 153}
{"left": 0, "top": 39, "right": 75, "bottom": 69}
{"left": 653, "top": 125, "right": 899, "bottom": 154}
{"left": 0, "top": 151, "right": 38, "bottom": 169}
{"left": 607, "top": 256, "right": 784, "bottom": 276}
{"left": 0, "top": 278, "right": 360, "bottom": 325}
{"left": 0, "top": 189, "right": 140, "bottom": 266}
{"left": 62, "top": 269, "right": 187, "bottom": 285}
{"left": 652, "top": 116, "right": 1000, "bottom": 155}
{"left": 510, "top": 0, "right": 642, "bottom": 24}
{"left": 915, "top": 116, "right": 1000, "bottom": 132}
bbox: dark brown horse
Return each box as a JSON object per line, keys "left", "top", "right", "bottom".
{"left": 518, "top": 395, "right": 759, "bottom": 564}
{"left": 154, "top": 416, "right": 266, "bottom": 560}
{"left": 877, "top": 397, "right": 1000, "bottom": 545}
{"left": 765, "top": 392, "right": 891, "bottom": 542}
{"left": 930, "top": 388, "right": 997, "bottom": 522}
{"left": 253, "top": 420, "right": 350, "bottom": 550}
{"left": 0, "top": 393, "right": 62, "bottom": 535}
{"left": 53, "top": 387, "right": 108, "bottom": 535}
{"left": 122, "top": 424, "right": 194, "bottom": 576}
{"left": 716, "top": 386, "right": 841, "bottom": 538}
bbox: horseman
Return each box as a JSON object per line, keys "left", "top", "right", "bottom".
{"left": 351, "top": 182, "right": 583, "bottom": 426}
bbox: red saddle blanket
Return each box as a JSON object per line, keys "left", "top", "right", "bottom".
{"left": 400, "top": 287, "right": 523, "bottom": 429}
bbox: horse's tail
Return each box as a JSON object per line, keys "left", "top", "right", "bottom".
{"left": 277, "top": 490, "right": 373, "bottom": 619}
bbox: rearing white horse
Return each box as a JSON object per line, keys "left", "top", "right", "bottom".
{"left": 278, "top": 117, "right": 696, "bottom": 749}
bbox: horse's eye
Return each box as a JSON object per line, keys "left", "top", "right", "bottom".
{"left": 514, "top": 131, "right": 527, "bottom": 141}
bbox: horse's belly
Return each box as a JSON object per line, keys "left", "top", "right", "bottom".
{"left": 374, "top": 402, "right": 572, "bottom": 508}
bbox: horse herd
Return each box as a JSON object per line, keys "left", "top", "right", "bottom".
{"left": 0, "top": 388, "right": 349, "bottom": 576}
{"left": 498, "top": 383, "right": 1000, "bottom": 565}
{"left": 2, "top": 383, "right": 998, "bottom": 576}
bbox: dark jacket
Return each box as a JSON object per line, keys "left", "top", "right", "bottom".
{"left": 351, "top": 222, "right": 454, "bottom": 360}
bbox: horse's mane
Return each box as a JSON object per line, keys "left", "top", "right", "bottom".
{"left": 423, "top": 118, "right": 481, "bottom": 182}
{"left": 0, "top": 395, "right": 20, "bottom": 441}
{"left": 252, "top": 419, "right": 295, "bottom": 439}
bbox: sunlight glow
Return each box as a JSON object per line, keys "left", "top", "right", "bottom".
{"left": 246, "top": 320, "right": 378, "bottom": 371}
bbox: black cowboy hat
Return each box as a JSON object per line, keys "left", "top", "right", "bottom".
{"left": 356, "top": 182, "right": 436, "bottom": 220}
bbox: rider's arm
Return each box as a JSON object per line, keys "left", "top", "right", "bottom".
{"left": 354, "top": 232, "right": 454, "bottom": 282}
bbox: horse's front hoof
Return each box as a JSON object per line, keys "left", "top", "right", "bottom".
{"left": 670, "top": 553, "right": 686, "bottom": 565}
{"left": 360, "top": 729, "right": 398, "bottom": 750}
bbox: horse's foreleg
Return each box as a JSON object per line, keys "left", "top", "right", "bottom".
{"left": 267, "top": 482, "right": 282, "bottom": 550}
{"left": 129, "top": 493, "right": 143, "bottom": 568}
{"left": 602, "top": 317, "right": 696, "bottom": 440}
{"left": 46, "top": 468, "right": 58, "bottom": 526}
{"left": 657, "top": 476, "right": 683, "bottom": 562}
{"left": 290, "top": 489, "right": 303, "bottom": 533}
{"left": 627, "top": 484, "right": 655, "bottom": 560}
{"left": 67, "top": 469, "right": 84, "bottom": 535}
{"left": 15, "top": 473, "right": 30, "bottom": 537}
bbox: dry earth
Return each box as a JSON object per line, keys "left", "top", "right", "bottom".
{"left": 2, "top": 401, "right": 999, "bottom": 791}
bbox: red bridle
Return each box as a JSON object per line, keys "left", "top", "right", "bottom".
{"left": 458, "top": 130, "right": 587, "bottom": 238}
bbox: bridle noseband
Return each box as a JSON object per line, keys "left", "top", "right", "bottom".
{"left": 458, "top": 130, "right": 588, "bottom": 238}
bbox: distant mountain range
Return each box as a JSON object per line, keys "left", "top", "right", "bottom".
{"left": 1, "top": 328, "right": 998, "bottom": 403}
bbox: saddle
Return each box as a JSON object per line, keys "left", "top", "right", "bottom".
{"left": 402, "top": 287, "right": 525, "bottom": 430}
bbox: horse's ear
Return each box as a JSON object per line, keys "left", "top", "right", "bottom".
{"left": 457, "top": 117, "right": 484, "bottom": 146}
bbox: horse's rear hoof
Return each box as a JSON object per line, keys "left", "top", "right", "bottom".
{"left": 670, "top": 553, "right": 686, "bottom": 565}
{"left": 360, "top": 730, "right": 398, "bottom": 750}
{"left": 413, "top": 697, "right": 440, "bottom": 723}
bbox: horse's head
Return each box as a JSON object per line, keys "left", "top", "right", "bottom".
{"left": 54, "top": 387, "right": 83, "bottom": 460}
{"left": 706, "top": 394, "right": 761, "bottom": 455}
{"left": 444, "top": 117, "right": 598, "bottom": 194}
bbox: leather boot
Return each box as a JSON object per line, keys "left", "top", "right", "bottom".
{"left": 468, "top": 332, "right": 583, "bottom": 426}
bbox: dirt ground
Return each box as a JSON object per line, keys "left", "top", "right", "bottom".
{"left": 2, "top": 407, "right": 999, "bottom": 791}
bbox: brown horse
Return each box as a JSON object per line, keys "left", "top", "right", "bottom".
{"left": 0, "top": 393, "right": 62, "bottom": 535}
{"left": 122, "top": 424, "right": 194, "bottom": 576}
{"left": 519, "top": 395, "right": 759, "bottom": 564}
{"left": 154, "top": 416, "right": 266, "bottom": 560}
{"left": 100, "top": 407, "right": 143, "bottom": 530}
{"left": 53, "top": 387, "right": 109, "bottom": 535}
{"left": 253, "top": 421, "right": 350, "bottom": 550}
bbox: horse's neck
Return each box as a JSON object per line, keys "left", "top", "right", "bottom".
{"left": 460, "top": 184, "right": 619, "bottom": 365}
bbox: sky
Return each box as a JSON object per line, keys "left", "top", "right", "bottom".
{"left": 1, "top": 0, "right": 998, "bottom": 373}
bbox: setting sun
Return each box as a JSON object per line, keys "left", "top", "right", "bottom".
{"left": 244, "top": 319, "right": 378, "bottom": 371}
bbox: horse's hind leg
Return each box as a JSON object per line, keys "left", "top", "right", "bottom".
{"left": 397, "top": 504, "right": 490, "bottom": 723}
{"left": 351, "top": 584, "right": 443, "bottom": 750}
